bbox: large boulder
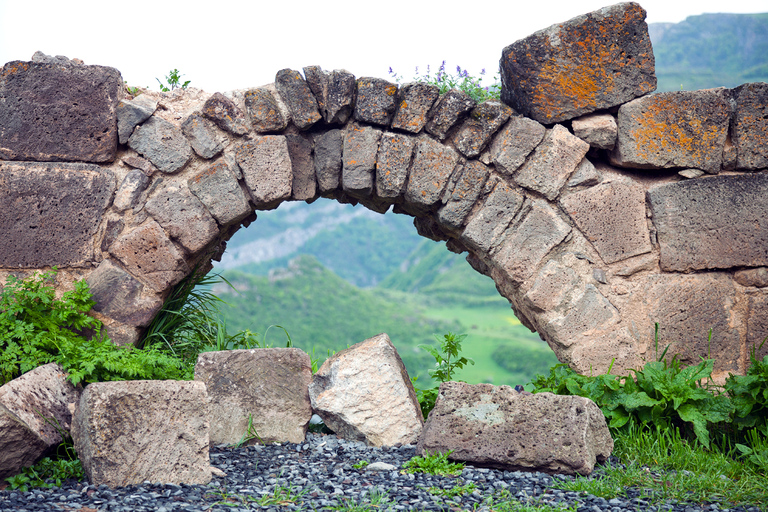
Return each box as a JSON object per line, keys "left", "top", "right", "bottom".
{"left": 72, "top": 380, "right": 211, "bottom": 487}
{"left": 418, "top": 382, "right": 613, "bottom": 476}
{"left": 309, "top": 333, "right": 423, "bottom": 447}
{"left": 194, "top": 348, "right": 313, "bottom": 445}
{"left": 500, "top": 2, "right": 656, "bottom": 124}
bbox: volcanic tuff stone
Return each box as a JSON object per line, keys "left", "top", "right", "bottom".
{"left": 145, "top": 182, "right": 219, "bottom": 254}
{"left": 418, "top": 382, "right": 612, "bottom": 476}
{"left": 425, "top": 89, "right": 476, "bottom": 140}
{"left": 567, "top": 158, "right": 602, "bottom": 187}
{"left": 438, "top": 160, "right": 491, "bottom": 232}
{"left": 354, "top": 77, "right": 398, "bottom": 126}
{"left": 461, "top": 180, "right": 524, "bottom": 254}
{"left": 0, "top": 59, "right": 121, "bottom": 163}
{"left": 0, "top": 162, "right": 115, "bottom": 268}
{"left": 113, "top": 169, "right": 150, "bottom": 212}
{"left": 403, "top": 138, "right": 460, "bottom": 212}
{"left": 235, "top": 136, "right": 293, "bottom": 208}
{"left": 391, "top": 82, "right": 440, "bottom": 133}
{"left": 202, "top": 92, "right": 250, "bottom": 135}
{"left": 181, "top": 113, "right": 228, "bottom": 159}
{"left": 500, "top": 2, "right": 656, "bottom": 124}
{"left": 314, "top": 129, "right": 343, "bottom": 193}
{"left": 342, "top": 122, "right": 382, "bottom": 198}
{"left": 610, "top": 89, "right": 730, "bottom": 173}
{"left": 524, "top": 260, "right": 579, "bottom": 312}
{"left": 735, "top": 268, "right": 768, "bottom": 288}
{"left": 72, "top": 380, "right": 211, "bottom": 487}
{"left": 748, "top": 294, "right": 768, "bottom": 362}
{"left": 731, "top": 82, "right": 768, "bottom": 170}
{"left": 286, "top": 133, "right": 317, "bottom": 201}
{"left": 548, "top": 285, "right": 620, "bottom": 345}
{"left": 275, "top": 69, "right": 322, "bottom": 129}
{"left": 128, "top": 116, "right": 193, "bottom": 174}
{"left": 647, "top": 174, "right": 768, "bottom": 272}
{"left": 490, "top": 116, "right": 547, "bottom": 176}
{"left": 117, "top": 95, "right": 157, "bottom": 144}
{"left": 375, "top": 132, "right": 417, "bottom": 200}
{"left": 0, "top": 404, "right": 47, "bottom": 480}
{"left": 87, "top": 260, "right": 163, "bottom": 327}
{"left": 571, "top": 113, "right": 618, "bottom": 150}
{"left": 304, "top": 67, "right": 357, "bottom": 125}
{"left": 188, "top": 160, "right": 252, "bottom": 226}
{"left": 244, "top": 87, "right": 288, "bottom": 133}
{"left": 195, "top": 348, "right": 313, "bottom": 445}
{"left": 309, "top": 333, "right": 423, "bottom": 447}
{"left": 453, "top": 101, "right": 515, "bottom": 158}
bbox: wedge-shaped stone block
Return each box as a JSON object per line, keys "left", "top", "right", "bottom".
{"left": 128, "top": 116, "right": 193, "bottom": 174}
{"left": 309, "top": 333, "right": 423, "bottom": 447}
{"left": 275, "top": 69, "right": 322, "bottom": 130}
{"left": 514, "top": 124, "right": 589, "bottom": 200}
{"left": 490, "top": 116, "right": 546, "bottom": 176}
{"left": 145, "top": 182, "right": 219, "bottom": 254}
{"left": 354, "top": 78, "right": 398, "bottom": 126}
{"left": 87, "top": 260, "right": 163, "bottom": 327}
{"left": 181, "top": 113, "right": 228, "bottom": 159}
{"left": 548, "top": 285, "right": 620, "bottom": 346}
{"left": 109, "top": 220, "right": 190, "bottom": 292}
{"left": 202, "top": 92, "right": 250, "bottom": 135}
{"left": 117, "top": 95, "right": 157, "bottom": 144}
{"left": 404, "top": 138, "right": 460, "bottom": 212}
{"left": 453, "top": 101, "right": 514, "bottom": 158}
{"left": 391, "top": 83, "right": 439, "bottom": 133}
{"left": 286, "top": 133, "right": 317, "bottom": 201}
{"left": 610, "top": 89, "right": 730, "bottom": 173}
{"left": 437, "top": 161, "right": 490, "bottom": 232}
{"left": 560, "top": 180, "right": 651, "bottom": 264}
{"left": 304, "top": 67, "right": 357, "bottom": 125}
{"left": 343, "top": 122, "right": 382, "bottom": 198}
{"left": 0, "top": 364, "right": 81, "bottom": 479}
{"left": 315, "top": 129, "right": 343, "bottom": 194}
{"left": 72, "top": 380, "right": 211, "bottom": 487}
{"left": 648, "top": 174, "right": 768, "bottom": 272}
{"left": 236, "top": 136, "right": 293, "bottom": 208}
{"left": 0, "top": 60, "right": 121, "bottom": 163}
{"left": 732, "top": 82, "right": 768, "bottom": 170}
{"left": 492, "top": 200, "right": 572, "bottom": 286}
{"left": 244, "top": 87, "right": 288, "bottom": 133}
{"left": 425, "top": 89, "right": 476, "bottom": 140}
{"left": 188, "top": 160, "right": 252, "bottom": 226}
{"left": 418, "top": 382, "right": 612, "bottom": 476}
{"left": 113, "top": 169, "right": 149, "bottom": 212}
{"left": 195, "top": 348, "right": 312, "bottom": 445}
{"left": 572, "top": 113, "right": 617, "bottom": 150}
{"left": 524, "top": 260, "right": 578, "bottom": 312}
{"left": 0, "top": 162, "right": 115, "bottom": 268}
{"left": 460, "top": 180, "right": 524, "bottom": 254}
{"left": 375, "top": 132, "right": 417, "bottom": 200}
{"left": 500, "top": 2, "right": 656, "bottom": 124}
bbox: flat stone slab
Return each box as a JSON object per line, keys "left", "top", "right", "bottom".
{"left": 648, "top": 174, "right": 768, "bottom": 272}
{"left": 194, "top": 348, "right": 312, "bottom": 445}
{"left": 500, "top": 2, "right": 656, "bottom": 124}
{"left": 0, "top": 161, "right": 115, "bottom": 268}
{"left": 418, "top": 382, "right": 613, "bottom": 476}
{"left": 0, "top": 60, "right": 121, "bottom": 163}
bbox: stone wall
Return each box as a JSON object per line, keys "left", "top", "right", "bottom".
{"left": 1, "top": 2, "right": 766, "bottom": 380}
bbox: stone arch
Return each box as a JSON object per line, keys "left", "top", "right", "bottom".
{"left": 2, "top": 5, "right": 768, "bottom": 381}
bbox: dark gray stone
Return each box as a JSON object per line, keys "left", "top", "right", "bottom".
{"left": 648, "top": 174, "right": 768, "bottom": 272}
{"left": 437, "top": 160, "right": 490, "bottom": 232}
{"left": 113, "top": 169, "right": 150, "bottom": 212}
{"left": 181, "top": 113, "right": 228, "bottom": 159}
{"left": 275, "top": 69, "right": 322, "bottom": 130}
{"left": 460, "top": 180, "right": 524, "bottom": 254}
{"left": 342, "top": 123, "right": 382, "bottom": 198}
{"left": 354, "top": 77, "right": 398, "bottom": 127}
{"left": 500, "top": 2, "right": 656, "bottom": 124}
{"left": 188, "top": 159, "right": 252, "bottom": 226}
{"left": 453, "top": 101, "right": 514, "bottom": 158}
{"left": 117, "top": 95, "right": 157, "bottom": 144}
{"left": 144, "top": 182, "right": 219, "bottom": 254}
{"left": 489, "top": 116, "right": 546, "bottom": 176}
{"left": 303, "top": 67, "right": 357, "bottom": 125}
{"left": 122, "top": 154, "right": 157, "bottom": 176}
{"left": 286, "top": 133, "right": 317, "bottom": 201}
{"left": 391, "top": 83, "right": 440, "bottom": 133}
{"left": 87, "top": 260, "right": 163, "bottom": 327}
{"left": 202, "top": 92, "right": 250, "bottom": 135}
{"left": 0, "top": 60, "right": 121, "bottom": 163}
{"left": 128, "top": 116, "right": 193, "bottom": 174}
{"left": 0, "top": 162, "right": 115, "bottom": 267}
{"left": 732, "top": 82, "right": 768, "bottom": 170}
{"left": 567, "top": 158, "right": 602, "bottom": 188}
{"left": 314, "top": 129, "right": 343, "bottom": 194}
{"left": 403, "top": 138, "right": 460, "bottom": 212}
{"left": 244, "top": 88, "right": 288, "bottom": 133}
{"left": 302, "top": 66, "right": 328, "bottom": 119}
{"left": 425, "top": 89, "right": 476, "bottom": 140}
{"left": 375, "top": 132, "right": 417, "bottom": 200}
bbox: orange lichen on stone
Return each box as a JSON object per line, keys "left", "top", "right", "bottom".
{"left": 0, "top": 62, "right": 30, "bottom": 79}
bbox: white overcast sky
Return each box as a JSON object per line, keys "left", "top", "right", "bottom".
{"left": 1, "top": 0, "right": 766, "bottom": 93}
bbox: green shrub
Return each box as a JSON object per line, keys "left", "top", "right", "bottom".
{"left": 725, "top": 338, "right": 768, "bottom": 436}
{"left": 415, "top": 332, "right": 474, "bottom": 418}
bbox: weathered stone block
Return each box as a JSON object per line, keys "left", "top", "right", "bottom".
{"left": 453, "top": 101, "right": 514, "bottom": 158}
{"left": 0, "top": 403, "right": 47, "bottom": 479}
{"left": 145, "top": 182, "right": 219, "bottom": 254}
{"left": 567, "top": 158, "right": 602, "bottom": 188}
{"left": 109, "top": 220, "right": 190, "bottom": 292}
{"left": 309, "top": 333, "right": 423, "bottom": 447}
{"left": 243, "top": 87, "right": 288, "bottom": 133}
{"left": 0, "top": 162, "right": 115, "bottom": 268}
{"left": 188, "top": 160, "right": 252, "bottom": 226}
{"left": 560, "top": 180, "right": 651, "bottom": 264}
{"left": 0, "top": 60, "right": 121, "bottom": 163}
{"left": 194, "top": 348, "right": 312, "bottom": 445}
{"left": 113, "top": 169, "right": 149, "bottom": 212}
{"left": 117, "top": 95, "right": 157, "bottom": 144}
{"left": 202, "top": 92, "right": 250, "bottom": 135}
{"left": 314, "top": 129, "right": 343, "bottom": 194}
{"left": 286, "top": 133, "right": 317, "bottom": 201}
{"left": 736, "top": 268, "right": 768, "bottom": 289}
{"left": 572, "top": 113, "right": 617, "bottom": 150}
{"left": 391, "top": 83, "right": 439, "bottom": 133}
{"left": 343, "top": 122, "right": 382, "bottom": 198}
{"left": 122, "top": 154, "right": 157, "bottom": 176}
{"left": 181, "top": 113, "right": 228, "bottom": 159}
{"left": 418, "top": 382, "right": 612, "bottom": 476}
{"left": 514, "top": 124, "right": 589, "bottom": 200}
{"left": 303, "top": 67, "right": 357, "bottom": 125}
{"left": 747, "top": 293, "right": 768, "bottom": 363}
{"left": 235, "top": 136, "right": 293, "bottom": 208}
{"left": 128, "top": 116, "right": 193, "bottom": 174}
{"left": 72, "top": 380, "right": 211, "bottom": 487}
{"left": 500, "top": 2, "right": 656, "bottom": 124}
{"left": 403, "top": 138, "right": 460, "bottom": 212}
{"left": 489, "top": 116, "right": 546, "bottom": 176}
{"left": 87, "top": 260, "right": 163, "bottom": 327}
{"left": 610, "top": 89, "right": 730, "bottom": 173}
{"left": 732, "top": 82, "right": 768, "bottom": 170}
{"left": 524, "top": 260, "right": 578, "bottom": 312}
{"left": 354, "top": 78, "right": 398, "bottom": 127}
{"left": 275, "top": 69, "right": 322, "bottom": 130}
{"left": 375, "top": 132, "right": 417, "bottom": 200}
{"left": 437, "top": 160, "right": 490, "bottom": 232}
{"left": 460, "top": 180, "right": 524, "bottom": 254}
{"left": 647, "top": 174, "right": 768, "bottom": 272}
{"left": 425, "top": 89, "right": 476, "bottom": 140}
{"left": 548, "top": 285, "right": 620, "bottom": 345}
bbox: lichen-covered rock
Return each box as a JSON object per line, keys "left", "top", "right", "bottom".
{"left": 731, "top": 82, "right": 768, "bottom": 170}
{"left": 403, "top": 138, "right": 460, "bottom": 213}
{"left": 243, "top": 87, "right": 289, "bottom": 133}
{"left": 391, "top": 83, "right": 439, "bottom": 133}
{"left": 453, "top": 101, "right": 514, "bottom": 158}
{"left": 354, "top": 78, "right": 398, "bottom": 127}
{"left": 500, "top": 2, "right": 656, "bottom": 124}
{"left": 425, "top": 89, "right": 476, "bottom": 140}
{"left": 375, "top": 132, "right": 417, "bottom": 201}
{"left": 275, "top": 69, "right": 322, "bottom": 130}
{"left": 202, "top": 92, "right": 250, "bottom": 135}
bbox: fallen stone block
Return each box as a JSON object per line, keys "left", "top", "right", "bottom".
{"left": 195, "top": 348, "right": 313, "bottom": 445}
{"left": 0, "top": 404, "right": 48, "bottom": 480}
{"left": 309, "top": 333, "right": 423, "bottom": 447}
{"left": 72, "top": 380, "right": 211, "bottom": 487}
{"left": 417, "top": 382, "right": 613, "bottom": 476}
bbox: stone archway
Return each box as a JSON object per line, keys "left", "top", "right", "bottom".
{"left": 1, "top": 4, "right": 767, "bottom": 381}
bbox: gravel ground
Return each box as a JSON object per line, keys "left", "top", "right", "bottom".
{"left": 0, "top": 432, "right": 762, "bottom": 512}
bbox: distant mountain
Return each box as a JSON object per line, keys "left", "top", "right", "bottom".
{"left": 649, "top": 13, "right": 768, "bottom": 91}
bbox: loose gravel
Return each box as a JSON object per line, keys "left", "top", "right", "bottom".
{"left": 0, "top": 432, "right": 762, "bottom": 512}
